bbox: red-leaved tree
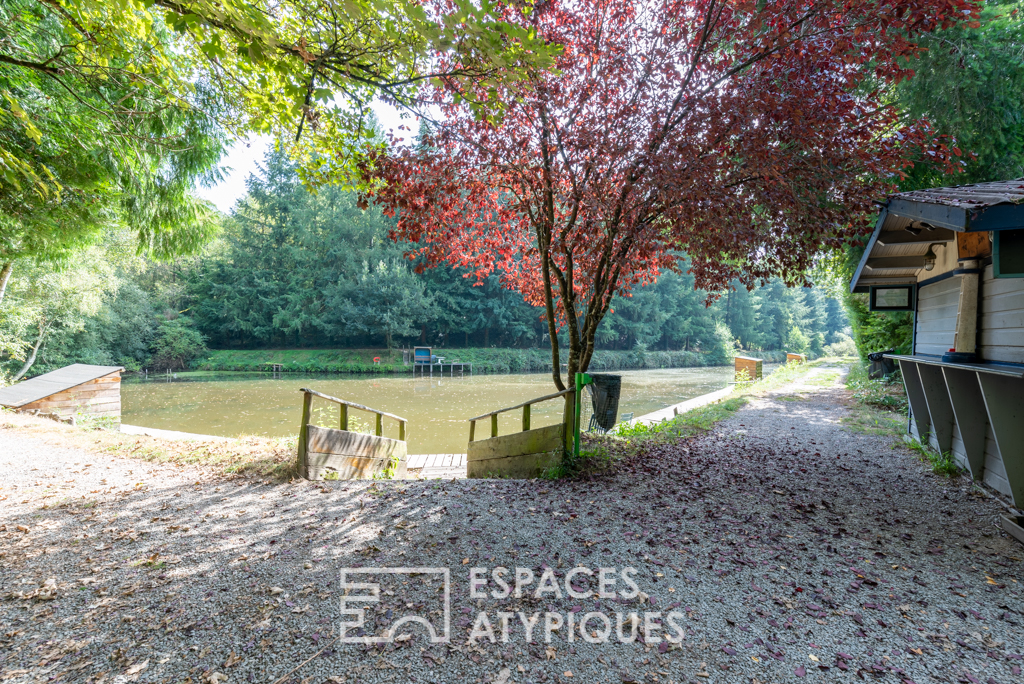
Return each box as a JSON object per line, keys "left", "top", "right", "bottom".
{"left": 362, "top": 0, "right": 974, "bottom": 390}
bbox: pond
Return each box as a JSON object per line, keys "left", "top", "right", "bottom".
{"left": 121, "top": 366, "right": 746, "bottom": 454}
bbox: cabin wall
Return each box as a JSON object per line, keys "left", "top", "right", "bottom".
{"left": 979, "top": 264, "right": 1024, "bottom": 364}
{"left": 19, "top": 372, "right": 121, "bottom": 421}
{"left": 914, "top": 277, "right": 960, "bottom": 356}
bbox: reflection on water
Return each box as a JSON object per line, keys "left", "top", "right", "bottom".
{"left": 121, "top": 366, "right": 741, "bottom": 454}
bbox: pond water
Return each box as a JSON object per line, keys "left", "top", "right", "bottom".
{"left": 121, "top": 366, "right": 746, "bottom": 454}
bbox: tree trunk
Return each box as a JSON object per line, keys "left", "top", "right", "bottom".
{"left": 12, "top": 321, "right": 45, "bottom": 382}
{"left": 484, "top": 327, "right": 490, "bottom": 347}
{"left": 421, "top": 325, "right": 426, "bottom": 344}
{"left": 465, "top": 331, "right": 469, "bottom": 348}
{"left": 0, "top": 261, "right": 12, "bottom": 307}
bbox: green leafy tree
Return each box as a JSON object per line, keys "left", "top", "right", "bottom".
{"left": 0, "top": 248, "right": 114, "bottom": 380}
{"left": 150, "top": 316, "right": 208, "bottom": 371}
{"left": 329, "top": 258, "right": 433, "bottom": 353}
{"left": 834, "top": 2, "right": 1024, "bottom": 356}
{"left": 0, "top": 0, "right": 224, "bottom": 307}
{"left": 897, "top": 0, "right": 1024, "bottom": 186}
{"left": 786, "top": 326, "right": 810, "bottom": 355}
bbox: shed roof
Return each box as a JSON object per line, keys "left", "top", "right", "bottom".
{"left": 0, "top": 364, "right": 123, "bottom": 409}
{"left": 896, "top": 179, "right": 1024, "bottom": 210}
{"left": 849, "top": 178, "right": 1024, "bottom": 292}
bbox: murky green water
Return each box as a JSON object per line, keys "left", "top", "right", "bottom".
{"left": 121, "top": 367, "right": 740, "bottom": 454}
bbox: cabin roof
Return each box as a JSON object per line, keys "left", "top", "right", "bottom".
{"left": 849, "top": 178, "right": 1024, "bottom": 292}
{"left": 0, "top": 364, "right": 123, "bottom": 409}
{"left": 896, "top": 179, "right": 1024, "bottom": 210}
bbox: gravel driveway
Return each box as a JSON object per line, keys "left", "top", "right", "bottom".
{"left": 2, "top": 364, "right": 1023, "bottom": 684}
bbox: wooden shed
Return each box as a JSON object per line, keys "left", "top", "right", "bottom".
{"left": 0, "top": 364, "right": 124, "bottom": 422}
{"left": 850, "top": 179, "right": 1024, "bottom": 506}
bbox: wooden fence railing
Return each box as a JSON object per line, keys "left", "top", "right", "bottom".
{"left": 298, "top": 388, "right": 408, "bottom": 467}
{"left": 466, "top": 388, "right": 574, "bottom": 442}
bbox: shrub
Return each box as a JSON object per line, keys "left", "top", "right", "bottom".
{"left": 150, "top": 317, "right": 208, "bottom": 371}
{"left": 823, "top": 333, "right": 858, "bottom": 357}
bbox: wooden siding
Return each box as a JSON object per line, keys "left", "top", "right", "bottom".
{"left": 979, "top": 264, "right": 1024, "bottom": 363}
{"left": 18, "top": 373, "right": 121, "bottom": 420}
{"left": 734, "top": 356, "right": 763, "bottom": 381}
{"left": 914, "top": 277, "right": 961, "bottom": 356}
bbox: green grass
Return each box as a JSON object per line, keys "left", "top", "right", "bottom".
{"left": 191, "top": 346, "right": 788, "bottom": 375}
{"left": 612, "top": 396, "right": 749, "bottom": 441}
{"left": 905, "top": 437, "right": 960, "bottom": 477}
{"left": 846, "top": 362, "right": 908, "bottom": 413}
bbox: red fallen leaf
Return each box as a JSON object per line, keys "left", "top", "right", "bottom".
{"left": 795, "top": 665, "right": 806, "bottom": 677}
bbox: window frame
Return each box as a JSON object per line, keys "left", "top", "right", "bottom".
{"left": 993, "top": 228, "right": 1024, "bottom": 278}
{"left": 869, "top": 284, "right": 916, "bottom": 312}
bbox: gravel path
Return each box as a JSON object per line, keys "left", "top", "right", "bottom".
{"left": 2, "top": 363, "right": 1023, "bottom": 684}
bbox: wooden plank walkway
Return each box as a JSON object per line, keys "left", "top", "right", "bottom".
{"left": 407, "top": 453, "right": 467, "bottom": 479}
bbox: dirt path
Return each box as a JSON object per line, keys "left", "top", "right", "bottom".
{"left": 1, "top": 364, "right": 1023, "bottom": 684}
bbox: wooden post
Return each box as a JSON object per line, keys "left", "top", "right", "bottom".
{"left": 491, "top": 413, "right": 498, "bottom": 438}
{"left": 297, "top": 391, "right": 312, "bottom": 473}
{"left": 339, "top": 404, "right": 348, "bottom": 431}
{"left": 399, "top": 420, "right": 406, "bottom": 442}
{"left": 375, "top": 412, "right": 383, "bottom": 437}
{"left": 469, "top": 420, "right": 476, "bottom": 442}
{"left": 522, "top": 404, "right": 531, "bottom": 431}
{"left": 563, "top": 392, "right": 575, "bottom": 454}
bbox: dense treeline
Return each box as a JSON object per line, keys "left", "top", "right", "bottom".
{"left": 0, "top": 149, "right": 851, "bottom": 378}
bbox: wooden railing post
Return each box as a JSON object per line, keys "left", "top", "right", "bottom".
{"left": 297, "top": 391, "right": 312, "bottom": 471}
{"left": 563, "top": 391, "right": 575, "bottom": 454}
{"left": 399, "top": 420, "right": 406, "bottom": 442}
{"left": 491, "top": 413, "right": 498, "bottom": 438}
{"left": 339, "top": 404, "right": 348, "bottom": 431}
{"left": 469, "top": 420, "right": 476, "bottom": 442}
{"left": 522, "top": 404, "right": 531, "bottom": 431}
{"left": 375, "top": 412, "right": 383, "bottom": 437}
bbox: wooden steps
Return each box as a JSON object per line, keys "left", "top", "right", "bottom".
{"left": 407, "top": 453, "right": 467, "bottom": 479}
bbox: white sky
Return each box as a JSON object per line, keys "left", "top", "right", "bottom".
{"left": 195, "top": 100, "right": 410, "bottom": 214}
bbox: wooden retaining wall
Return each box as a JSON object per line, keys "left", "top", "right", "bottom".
{"left": 18, "top": 372, "right": 121, "bottom": 420}
{"left": 301, "top": 425, "right": 407, "bottom": 480}
{"left": 467, "top": 423, "right": 565, "bottom": 478}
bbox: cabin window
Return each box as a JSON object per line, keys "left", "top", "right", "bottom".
{"left": 994, "top": 228, "right": 1024, "bottom": 278}
{"left": 869, "top": 285, "right": 915, "bottom": 311}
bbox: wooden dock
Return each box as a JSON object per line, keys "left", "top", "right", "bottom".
{"left": 407, "top": 453, "right": 467, "bottom": 479}
{"left": 414, "top": 362, "right": 472, "bottom": 378}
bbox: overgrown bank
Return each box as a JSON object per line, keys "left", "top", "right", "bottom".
{"left": 193, "top": 346, "right": 793, "bottom": 374}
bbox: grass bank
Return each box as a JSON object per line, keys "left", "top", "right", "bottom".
{"left": 552, "top": 357, "right": 828, "bottom": 478}
{"left": 193, "top": 346, "right": 792, "bottom": 374}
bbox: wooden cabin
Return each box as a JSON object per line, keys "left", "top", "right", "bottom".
{"left": 0, "top": 364, "right": 124, "bottom": 422}
{"left": 850, "top": 179, "right": 1024, "bottom": 506}
{"left": 734, "top": 355, "right": 763, "bottom": 381}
